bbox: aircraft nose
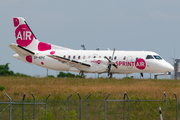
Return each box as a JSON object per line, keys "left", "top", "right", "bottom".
{"left": 165, "top": 62, "right": 174, "bottom": 72}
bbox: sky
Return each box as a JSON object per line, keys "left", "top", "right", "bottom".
{"left": 0, "top": 0, "right": 180, "bottom": 78}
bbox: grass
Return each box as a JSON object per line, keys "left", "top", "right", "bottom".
{"left": 0, "top": 76, "right": 179, "bottom": 100}
{"left": 0, "top": 77, "right": 180, "bottom": 119}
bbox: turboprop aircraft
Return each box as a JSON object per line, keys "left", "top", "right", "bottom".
{"left": 9, "top": 17, "right": 174, "bottom": 78}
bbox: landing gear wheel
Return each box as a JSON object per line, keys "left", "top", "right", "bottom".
{"left": 79, "top": 71, "right": 84, "bottom": 78}
{"left": 109, "top": 73, "right": 113, "bottom": 78}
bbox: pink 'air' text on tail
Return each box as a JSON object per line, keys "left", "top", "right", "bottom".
{"left": 13, "top": 17, "right": 39, "bottom": 50}
{"left": 13, "top": 17, "right": 72, "bottom": 51}
{"left": 13, "top": 17, "right": 53, "bottom": 51}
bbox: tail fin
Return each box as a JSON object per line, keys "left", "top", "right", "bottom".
{"left": 13, "top": 17, "right": 72, "bottom": 52}
{"left": 13, "top": 17, "right": 40, "bottom": 51}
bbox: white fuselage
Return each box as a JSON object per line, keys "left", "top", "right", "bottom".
{"left": 10, "top": 17, "right": 174, "bottom": 76}
{"left": 13, "top": 49, "right": 174, "bottom": 74}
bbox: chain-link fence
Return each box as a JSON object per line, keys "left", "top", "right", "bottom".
{"left": 0, "top": 92, "right": 179, "bottom": 120}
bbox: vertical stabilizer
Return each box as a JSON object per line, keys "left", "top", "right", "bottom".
{"left": 13, "top": 17, "right": 39, "bottom": 51}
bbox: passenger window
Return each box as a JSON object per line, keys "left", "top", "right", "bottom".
{"left": 68, "top": 55, "right": 71, "bottom": 59}
{"left": 83, "top": 56, "right": 85, "bottom": 59}
{"left": 146, "top": 55, "right": 154, "bottom": 59}
{"left": 123, "top": 56, "right": 126, "bottom": 60}
{"left": 63, "top": 55, "right": 66, "bottom": 58}
{"left": 94, "top": 56, "right": 96, "bottom": 58}
{"left": 73, "top": 56, "right": 76, "bottom": 59}
{"left": 99, "top": 56, "right": 101, "bottom": 58}
{"left": 78, "top": 56, "right": 81, "bottom": 59}
{"left": 88, "top": 56, "right": 91, "bottom": 59}
{"left": 153, "top": 55, "right": 162, "bottom": 60}
{"left": 114, "top": 56, "right": 117, "bottom": 60}
{"left": 109, "top": 56, "right": 111, "bottom": 59}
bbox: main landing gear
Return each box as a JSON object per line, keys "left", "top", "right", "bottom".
{"left": 140, "top": 73, "right": 143, "bottom": 79}
{"left": 109, "top": 73, "right": 113, "bottom": 78}
{"left": 79, "top": 71, "right": 85, "bottom": 78}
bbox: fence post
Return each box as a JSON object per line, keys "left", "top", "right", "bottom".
{"left": 124, "top": 92, "right": 129, "bottom": 120}
{"left": 45, "top": 93, "right": 51, "bottom": 120}
{"left": 164, "top": 92, "right": 167, "bottom": 120}
{"left": 22, "top": 93, "right": 26, "bottom": 120}
{"left": 66, "top": 93, "right": 72, "bottom": 120}
{"left": 159, "top": 107, "right": 163, "bottom": 120}
{"left": 123, "top": 92, "right": 127, "bottom": 120}
{"left": 77, "top": 92, "right": 81, "bottom": 120}
{"left": 86, "top": 93, "right": 92, "bottom": 120}
{"left": 5, "top": 93, "right": 12, "bottom": 120}
{"left": 31, "top": 93, "right": 35, "bottom": 119}
{"left": 174, "top": 93, "right": 178, "bottom": 120}
{"left": 105, "top": 93, "right": 111, "bottom": 120}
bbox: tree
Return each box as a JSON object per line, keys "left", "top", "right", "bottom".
{"left": 0, "top": 63, "right": 30, "bottom": 77}
{"left": 57, "top": 72, "right": 85, "bottom": 78}
{"left": 0, "top": 63, "right": 14, "bottom": 76}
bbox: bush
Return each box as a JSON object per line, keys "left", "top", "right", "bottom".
{"left": 57, "top": 72, "right": 67, "bottom": 78}
{"left": 0, "top": 86, "right": 5, "bottom": 91}
{"left": 47, "top": 75, "right": 55, "bottom": 78}
{"left": 14, "top": 72, "right": 30, "bottom": 77}
{"left": 57, "top": 72, "right": 85, "bottom": 78}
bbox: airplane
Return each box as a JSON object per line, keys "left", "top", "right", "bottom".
{"left": 9, "top": 17, "right": 174, "bottom": 78}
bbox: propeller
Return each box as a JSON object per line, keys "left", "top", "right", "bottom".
{"left": 104, "top": 48, "right": 118, "bottom": 76}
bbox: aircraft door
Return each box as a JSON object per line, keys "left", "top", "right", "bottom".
{"left": 127, "top": 56, "right": 133, "bottom": 69}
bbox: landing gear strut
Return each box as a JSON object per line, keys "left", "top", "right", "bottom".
{"left": 79, "top": 71, "right": 84, "bottom": 78}
{"left": 109, "top": 73, "right": 113, "bottom": 78}
{"left": 140, "top": 73, "right": 143, "bottom": 79}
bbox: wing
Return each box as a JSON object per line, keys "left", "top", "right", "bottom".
{"left": 9, "top": 44, "right": 35, "bottom": 56}
{"left": 47, "top": 55, "right": 91, "bottom": 68}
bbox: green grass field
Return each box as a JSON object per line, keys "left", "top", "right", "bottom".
{"left": 0, "top": 77, "right": 179, "bottom": 119}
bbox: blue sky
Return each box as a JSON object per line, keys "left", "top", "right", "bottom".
{"left": 1, "top": 0, "right": 180, "bottom": 78}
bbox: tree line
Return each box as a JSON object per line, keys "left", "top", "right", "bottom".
{"left": 0, "top": 63, "right": 85, "bottom": 78}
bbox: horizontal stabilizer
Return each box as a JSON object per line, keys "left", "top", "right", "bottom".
{"left": 47, "top": 55, "right": 91, "bottom": 67}
{"left": 9, "top": 44, "right": 35, "bottom": 56}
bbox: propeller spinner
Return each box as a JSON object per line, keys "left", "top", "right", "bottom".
{"left": 104, "top": 48, "right": 118, "bottom": 77}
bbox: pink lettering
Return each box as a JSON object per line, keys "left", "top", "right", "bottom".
{"left": 135, "top": 58, "right": 146, "bottom": 70}
{"left": 132, "top": 62, "right": 134, "bottom": 66}
{"left": 123, "top": 61, "right": 125, "bottom": 66}
{"left": 116, "top": 61, "right": 119, "bottom": 66}
{"left": 115, "top": 61, "right": 145, "bottom": 69}
{"left": 127, "top": 62, "right": 131, "bottom": 66}
{"left": 140, "top": 62, "right": 144, "bottom": 66}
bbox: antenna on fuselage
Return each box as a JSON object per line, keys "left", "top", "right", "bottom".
{"left": 96, "top": 47, "right": 100, "bottom": 50}
{"left": 81, "top": 44, "right": 86, "bottom": 50}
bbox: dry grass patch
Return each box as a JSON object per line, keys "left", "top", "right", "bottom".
{"left": 0, "top": 77, "right": 179, "bottom": 100}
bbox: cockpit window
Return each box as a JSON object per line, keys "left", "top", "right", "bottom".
{"left": 153, "top": 55, "right": 162, "bottom": 60}
{"left": 146, "top": 55, "right": 154, "bottom": 59}
{"left": 136, "top": 57, "right": 138, "bottom": 61}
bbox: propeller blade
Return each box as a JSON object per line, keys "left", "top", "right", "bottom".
{"left": 104, "top": 56, "right": 111, "bottom": 62}
{"left": 108, "top": 64, "right": 111, "bottom": 76}
{"left": 112, "top": 64, "right": 118, "bottom": 68}
{"left": 111, "top": 48, "right": 115, "bottom": 60}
